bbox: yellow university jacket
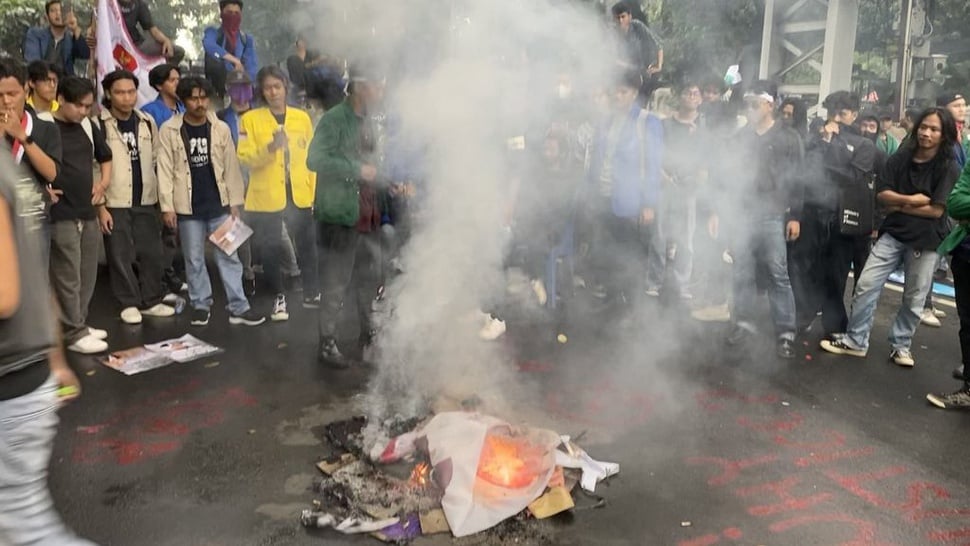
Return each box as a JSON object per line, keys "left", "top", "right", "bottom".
{"left": 237, "top": 107, "right": 316, "bottom": 212}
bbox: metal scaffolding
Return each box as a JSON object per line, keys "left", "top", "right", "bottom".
{"left": 759, "top": 0, "right": 859, "bottom": 113}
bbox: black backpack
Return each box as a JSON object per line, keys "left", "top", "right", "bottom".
{"left": 204, "top": 28, "right": 251, "bottom": 97}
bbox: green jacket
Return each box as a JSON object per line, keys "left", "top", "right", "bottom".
{"left": 876, "top": 133, "right": 898, "bottom": 156}
{"left": 938, "top": 160, "right": 970, "bottom": 255}
{"left": 307, "top": 100, "right": 366, "bottom": 226}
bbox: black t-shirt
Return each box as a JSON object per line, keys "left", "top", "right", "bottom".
{"left": 50, "top": 119, "right": 112, "bottom": 222}
{"left": 119, "top": 0, "right": 154, "bottom": 44}
{"left": 117, "top": 115, "right": 143, "bottom": 205}
{"left": 183, "top": 121, "right": 226, "bottom": 219}
{"left": 8, "top": 111, "right": 62, "bottom": 205}
{"left": 878, "top": 152, "right": 961, "bottom": 250}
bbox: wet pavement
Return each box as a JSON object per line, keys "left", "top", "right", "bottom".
{"left": 50, "top": 277, "right": 970, "bottom": 546}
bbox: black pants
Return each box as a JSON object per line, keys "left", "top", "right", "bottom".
{"left": 586, "top": 202, "right": 646, "bottom": 300}
{"left": 789, "top": 208, "right": 870, "bottom": 335}
{"left": 249, "top": 204, "right": 319, "bottom": 296}
{"left": 316, "top": 224, "right": 382, "bottom": 341}
{"left": 951, "top": 254, "right": 970, "bottom": 386}
{"left": 104, "top": 206, "right": 165, "bottom": 309}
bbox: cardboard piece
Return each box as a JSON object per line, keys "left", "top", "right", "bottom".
{"left": 419, "top": 509, "right": 451, "bottom": 535}
{"left": 527, "top": 486, "right": 575, "bottom": 519}
{"left": 316, "top": 454, "right": 356, "bottom": 475}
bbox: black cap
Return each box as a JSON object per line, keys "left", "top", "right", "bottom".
{"left": 937, "top": 92, "right": 965, "bottom": 107}
{"left": 219, "top": 0, "right": 242, "bottom": 10}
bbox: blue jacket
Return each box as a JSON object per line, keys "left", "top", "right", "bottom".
{"left": 23, "top": 27, "right": 90, "bottom": 76}
{"left": 588, "top": 106, "right": 664, "bottom": 218}
{"left": 202, "top": 26, "right": 258, "bottom": 83}
{"left": 141, "top": 96, "right": 185, "bottom": 130}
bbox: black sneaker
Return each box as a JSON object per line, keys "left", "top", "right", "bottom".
{"left": 229, "top": 309, "right": 266, "bottom": 326}
{"left": 190, "top": 309, "right": 210, "bottom": 326}
{"left": 819, "top": 338, "right": 867, "bottom": 358}
{"left": 303, "top": 293, "right": 321, "bottom": 309}
{"left": 953, "top": 365, "right": 965, "bottom": 381}
{"left": 777, "top": 338, "right": 796, "bottom": 359}
{"left": 318, "top": 338, "right": 352, "bottom": 369}
{"left": 244, "top": 277, "right": 256, "bottom": 297}
{"left": 927, "top": 388, "right": 970, "bottom": 410}
{"left": 726, "top": 325, "right": 753, "bottom": 346}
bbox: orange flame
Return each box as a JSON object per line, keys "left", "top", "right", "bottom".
{"left": 476, "top": 433, "right": 545, "bottom": 489}
{"left": 409, "top": 462, "right": 430, "bottom": 488}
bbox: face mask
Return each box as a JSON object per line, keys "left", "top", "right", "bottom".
{"left": 557, "top": 84, "right": 571, "bottom": 100}
{"left": 228, "top": 84, "right": 252, "bottom": 105}
{"left": 221, "top": 11, "right": 242, "bottom": 31}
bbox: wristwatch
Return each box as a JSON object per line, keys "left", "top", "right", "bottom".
{"left": 21, "top": 135, "right": 34, "bottom": 145}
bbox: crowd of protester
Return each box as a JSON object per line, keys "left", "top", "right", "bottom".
{"left": 4, "top": 0, "right": 970, "bottom": 543}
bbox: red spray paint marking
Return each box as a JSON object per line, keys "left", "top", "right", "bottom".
{"left": 685, "top": 454, "right": 779, "bottom": 487}
{"left": 927, "top": 527, "right": 970, "bottom": 542}
{"left": 72, "top": 379, "right": 257, "bottom": 465}
{"left": 677, "top": 528, "right": 744, "bottom": 546}
{"left": 737, "top": 413, "right": 804, "bottom": 433}
{"left": 794, "top": 446, "right": 876, "bottom": 467}
{"left": 769, "top": 514, "right": 897, "bottom": 546}
{"left": 824, "top": 466, "right": 957, "bottom": 523}
{"left": 733, "top": 477, "right": 833, "bottom": 516}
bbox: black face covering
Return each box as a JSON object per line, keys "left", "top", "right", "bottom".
{"left": 861, "top": 130, "right": 878, "bottom": 143}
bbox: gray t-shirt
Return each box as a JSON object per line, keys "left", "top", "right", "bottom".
{"left": 0, "top": 154, "right": 54, "bottom": 377}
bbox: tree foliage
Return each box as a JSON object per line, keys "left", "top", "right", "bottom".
{"left": 0, "top": 0, "right": 44, "bottom": 58}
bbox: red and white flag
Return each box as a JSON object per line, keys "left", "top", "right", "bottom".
{"left": 96, "top": 0, "right": 163, "bottom": 106}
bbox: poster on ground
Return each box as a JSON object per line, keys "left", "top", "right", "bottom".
{"left": 100, "top": 335, "right": 222, "bottom": 375}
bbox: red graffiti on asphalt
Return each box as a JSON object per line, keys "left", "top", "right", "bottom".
{"left": 72, "top": 379, "right": 257, "bottom": 465}
{"left": 677, "top": 388, "right": 970, "bottom": 546}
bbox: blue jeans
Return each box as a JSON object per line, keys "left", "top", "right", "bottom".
{"left": 646, "top": 192, "right": 696, "bottom": 296}
{"left": 0, "top": 374, "right": 98, "bottom": 545}
{"left": 842, "top": 233, "right": 938, "bottom": 352}
{"left": 732, "top": 215, "right": 797, "bottom": 339}
{"left": 178, "top": 214, "right": 250, "bottom": 315}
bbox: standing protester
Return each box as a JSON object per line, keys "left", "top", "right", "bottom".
{"left": 791, "top": 91, "right": 877, "bottom": 339}
{"left": 98, "top": 70, "right": 174, "bottom": 325}
{"left": 0, "top": 153, "right": 94, "bottom": 546}
{"left": 929, "top": 160, "right": 970, "bottom": 407}
{"left": 117, "top": 0, "right": 184, "bottom": 62}
{"left": 142, "top": 63, "right": 184, "bottom": 129}
{"left": 821, "top": 107, "right": 961, "bottom": 367}
{"left": 611, "top": 1, "right": 663, "bottom": 105}
{"left": 645, "top": 82, "right": 705, "bottom": 299}
{"left": 157, "top": 76, "right": 264, "bottom": 327}
{"left": 0, "top": 57, "right": 61, "bottom": 223}
{"left": 238, "top": 66, "right": 318, "bottom": 321}
{"left": 26, "top": 60, "right": 60, "bottom": 114}
{"left": 142, "top": 63, "right": 186, "bottom": 296}
{"left": 308, "top": 66, "right": 384, "bottom": 368}
{"left": 779, "top": 97, "right": 808, "bottom": 138}
{"left": 218, "top": 69, "right": 257, "bottom": 296}
{"left": 203, "top": 0, "right": 258, "bottom": 97}
{"left": 48, "top": 76, "right": 112, "bottom": 354}
{"left": 585, "top": 69, "right": 662, "bottom": 304}
{"left": 719, "top": 80, "right": 802, "bottom": 358}
{"left": 938, "top": 92, "right": 969, "bottom": 167}
{"left": 22, "top": 0, "right": 90, "bottom": 77}
{"left": 877, "top": 112, "right": 900, "bottom": 156}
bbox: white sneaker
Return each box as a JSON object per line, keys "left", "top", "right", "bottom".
{"left": 68, "top": 335, "right": 108, "bottom": 354}
{"left": 532, "top": 279, "right": 548, "bottom": 306}
{"left": 271, "top": 294, "right": 289, "bottom": 322}
{"left": 891, "top": 348, "right": 915, "bottom": 367}
{"left": 120, "top": 307, "right": 143, "bottom": 324}
{"left": 645, "top": 287, "right": 660, "bottom": 297}
{"left": 920, "top": 308, "right": 942, "bottom": 328}
{"left": 479, "top": 314, "right": 507, "bottom": 341}
{"left": 179, "top": 283, "right": 188, "bottom": 292}
{"left": 141, "top": 303, "right": 175, "bottom": 317}
{"left": 932, "top": 307, "right": 947, "bottom": 319}
{"left": 162, "top": 293, "right": 179, "bottom": 305}
{"left": 87, "top": 327, "right": 108, "bottom": 340}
